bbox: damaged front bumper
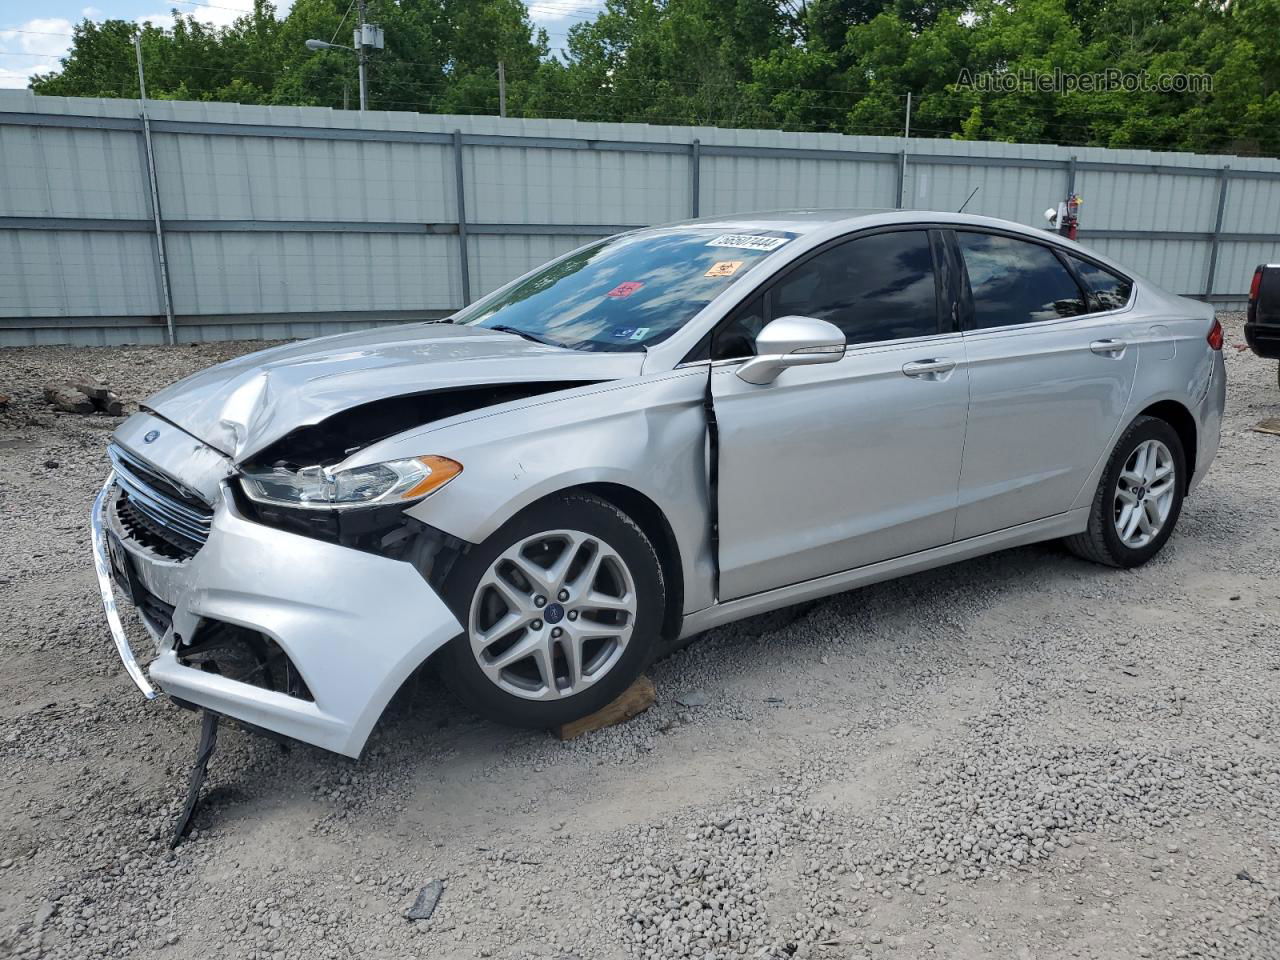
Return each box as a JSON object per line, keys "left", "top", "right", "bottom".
{"left": 91, "top": 478, "right": 161, "bottom": 701}
{"left": 91, "top": 457, "right": 462, "bottom": 758}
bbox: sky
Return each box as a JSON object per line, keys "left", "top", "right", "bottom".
{"left": 0, "top": 0, "right": 603, "bottom": 89}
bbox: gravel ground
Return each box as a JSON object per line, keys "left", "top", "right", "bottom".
{"left": 0, "top": 314, "right": 1276, "bottom": 960}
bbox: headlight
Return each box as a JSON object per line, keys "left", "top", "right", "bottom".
{"left": 240, "top": 455, "right": 462, "bottom": 510}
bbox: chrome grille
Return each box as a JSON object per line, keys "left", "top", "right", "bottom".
{"left": 108, "top": 444, "right": 213, "bottom": 558}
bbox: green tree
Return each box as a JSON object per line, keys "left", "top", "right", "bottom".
{"left": 551, "top": 0, "right": 789, "bottom": 126}
{"left": 26, "top": 0, "right": 1280, "bottom": 157}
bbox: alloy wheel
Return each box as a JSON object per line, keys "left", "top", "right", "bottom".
{"left": 1113, "top": 438, "right": 1176, "bottom": 549}
{"left": 467, "top": 529, "right": 637, "bottom": 701}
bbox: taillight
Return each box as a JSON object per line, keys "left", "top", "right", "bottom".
{"left": 1207, "top": 317, "right": 1224, "bottom": 351}
{"left": 1249, "top": 266, "right": 1262, "bottom": 324}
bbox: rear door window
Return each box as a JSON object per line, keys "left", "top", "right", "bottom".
{"left": 1066, "top": 255, "right": 1133, "bottom": 312}
{"left": 957, "top": 232, "right": 1087, "bottom": 329}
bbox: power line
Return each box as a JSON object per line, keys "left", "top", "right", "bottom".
{"left": 329, "top": 0, "right": 357, "bottom": 45}
{"left": 524, "top": 0, "right": 609, "bottom": 24}
{"left": 152, "top": 0, "right": 265, "bottom": 18}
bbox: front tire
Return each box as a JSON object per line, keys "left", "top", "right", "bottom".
{"left": 1064, "top": 415, "right": 1186, "bottom": 568}
{"left": 439, "top": 492, "right": 664, "bottom": 728}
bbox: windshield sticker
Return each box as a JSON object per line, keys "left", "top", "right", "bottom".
{"left": 706, "top": 234, "right": 791, "bottom": 252}
{"left": 606, "top": 281, "right": 645, "bottom": 298}
{"left": 613, "top": 327, "right": 636, "bottom": 339}
{"left": 630, "top": 327, "right": 650, "bottom": 340}
{"left": 705, "top": 260, "right": 744, "bottom": 278}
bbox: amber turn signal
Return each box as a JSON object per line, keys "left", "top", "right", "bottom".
{"left": 402, "top": 456, "right": 463, "bottom": 499}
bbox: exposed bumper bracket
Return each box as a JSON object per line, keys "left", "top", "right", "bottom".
{"left": 171, "top": 709, "right": 219, "bottom": 848}
{"left": 91, "top": 473, "right": 159, "bottom": 700}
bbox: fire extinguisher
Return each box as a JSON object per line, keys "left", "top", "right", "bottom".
{"left": 1059, "top": 194, "right": 1082, "bottom": 241}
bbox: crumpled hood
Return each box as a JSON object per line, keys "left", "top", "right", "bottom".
{"left": 143, "top": 322, "right": 645, "bottom": 460}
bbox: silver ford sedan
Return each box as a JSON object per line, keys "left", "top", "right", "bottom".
{"left": 92, "top": 210, "right": 1226, "bottom": 756}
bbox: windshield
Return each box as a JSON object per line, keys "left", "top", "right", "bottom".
{"left": 452, "top": 227, "right": 797, "bottom": 351}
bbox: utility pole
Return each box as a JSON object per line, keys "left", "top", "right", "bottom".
{"left": 134, "top": 35, "right": 176, "bottom": 345}
{"left": 311, "top": 6, "right": 382, "bottom": 110}
{"left": 498, "top": 61, "right": 507, "bottom": 118}
{"left": 356, "top": 0, "right": 368, "bottom": 111}
{"left": 904, "top": 91, "right": 912, "bottom": 139}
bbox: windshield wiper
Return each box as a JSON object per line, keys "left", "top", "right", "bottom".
{"left": 488, "top": 325, "right": 568, "bottom": 349}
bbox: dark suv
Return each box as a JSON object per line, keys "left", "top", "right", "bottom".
{"left": 1246, "top": 263, "right": 1280, "bottom": 386}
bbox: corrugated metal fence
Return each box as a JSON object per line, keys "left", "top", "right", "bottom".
{"left": 3, "top": 90, "right": 1279, "bottom": 346}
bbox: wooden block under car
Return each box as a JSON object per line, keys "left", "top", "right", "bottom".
{"left": 555, "top": 675, "right": 656, "bottom": 740}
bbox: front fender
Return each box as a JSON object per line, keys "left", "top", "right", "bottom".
{"left": 380, "top": 371, "right": 716, "bottom": 615}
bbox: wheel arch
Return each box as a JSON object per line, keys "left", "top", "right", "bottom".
{"left": 1072, "top": 396, "right": 1199, "bottom": 513}
{"left": 1136, "top": 399, "right": 1197, "bottom": 490}
{"left": 412, "top": 478, "right": 690, "bottom": 670}
{"left": 570, "top": 481, "right": 686, "bottom": 649}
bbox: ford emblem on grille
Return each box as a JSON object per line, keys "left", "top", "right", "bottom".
{"left": 143, "top": 429, "right": 160, "bottom": 443}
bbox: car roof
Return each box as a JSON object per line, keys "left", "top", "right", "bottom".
{"left": 653, "top": 208, "right": 1137, "bottom": 278}
{"left": 663, "top": 208, "right": 1059, "bottom": 238}
{"left": 659, "top": 209, "right": 891, "bottom": 235}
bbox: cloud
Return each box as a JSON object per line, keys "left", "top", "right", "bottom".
{"left": 526, "top": 1, "right": 601, "bottom": 26}
{"left": 525, "top": 0, "right": 602, "bottom": 57}
{"left": 0, "top": 18, "right": 74, "bottom": 88}
{"left": 137, "top": 0, "right": 294, "bottom": 31}
{"left": 136, "top": 0, "right": 248, "bottom": 31}
{"left": 0, "top": 3, "right": 295, "bottom": 89}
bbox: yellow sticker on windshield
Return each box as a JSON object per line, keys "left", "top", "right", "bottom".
{"left": 705, "top": 260, "right": 744, "bottom": 278}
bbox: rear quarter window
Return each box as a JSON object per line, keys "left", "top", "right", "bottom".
{"left": 1067, "top": 256, "right": 1133, "bottom": 312}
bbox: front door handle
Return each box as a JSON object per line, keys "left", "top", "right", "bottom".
{"left": 1090, "top": 338, "right": 1128, "bottom": 356}
{"left": 902, "top": 358, "right": 957, "bottom": 380}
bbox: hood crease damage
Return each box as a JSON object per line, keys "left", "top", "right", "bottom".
{"left": 140, "top": 323, "right": 644, "bottom": 461}
{"left": 242, "top": 381, "right": 599, "bottom": 468}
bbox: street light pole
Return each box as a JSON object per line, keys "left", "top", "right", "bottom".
{"left": 306, "top": 7, "right": 382, "bottom": 112}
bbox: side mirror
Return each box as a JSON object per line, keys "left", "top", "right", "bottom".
{"left": 736, "top": 315, "right": 846, "bottom": 385}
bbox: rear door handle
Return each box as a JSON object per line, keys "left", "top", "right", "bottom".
{"left": 902, "top": 358, "right": 957, "bottom": 379}
{"left": 1090, "top": 338, "right": 1128, "bottom": 356}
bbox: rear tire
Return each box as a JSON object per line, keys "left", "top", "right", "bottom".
{"left": 1064, "top": 415, "right": 1186, "bottom": 568}
{"left": 438, "top": 492, "right": 664, "bottom": 728}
